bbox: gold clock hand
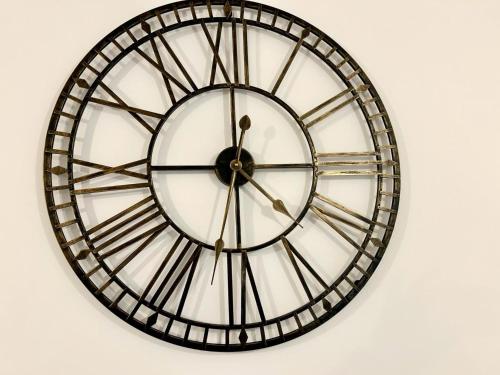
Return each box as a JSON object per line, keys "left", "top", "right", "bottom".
{"left": 238, "top": 169, "right": 303, "bottom": 228}
{"left": 211, "top": 115, "right": 252, "bottom": 285}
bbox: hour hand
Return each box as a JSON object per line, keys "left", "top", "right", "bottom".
{"left": 239, "top": 169, "right": 303, "bottom": 228}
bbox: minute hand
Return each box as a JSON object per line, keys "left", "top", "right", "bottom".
{"left": 238, "top": 169, "right": 303, "bottom": 228}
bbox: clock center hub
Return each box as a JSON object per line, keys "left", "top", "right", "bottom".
{"left": 215, "top": 146, "right": 255, "bottom": 187}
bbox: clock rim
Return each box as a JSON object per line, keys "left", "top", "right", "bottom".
{"left": 43, "top": 0, "right": 401, "bottom": 352}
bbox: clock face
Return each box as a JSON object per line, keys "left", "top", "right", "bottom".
{"left": 44, "top": 0, "right": 400, "bottom": 351}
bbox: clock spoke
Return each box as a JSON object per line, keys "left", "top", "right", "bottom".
{"left": 253, "top": 163, "right": 313, "bottom": 170}
{"left": 151, "top": 163, "right": 314, "bottom": 172}
{"left": 151, "top": 164, "right": 215, "bottom": 172}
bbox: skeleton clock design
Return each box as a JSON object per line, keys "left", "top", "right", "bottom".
{"left": 44, "top": 0, "right": 400, "bottom": 351}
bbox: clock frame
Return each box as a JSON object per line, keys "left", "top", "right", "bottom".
{"left": 44, "top": 0, "right": 401, "bottom": 351}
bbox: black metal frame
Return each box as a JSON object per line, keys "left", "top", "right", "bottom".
{"left": 43, "top": 0, "right": 401, "bottom": 352}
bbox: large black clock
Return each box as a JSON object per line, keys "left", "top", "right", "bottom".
{"left": 44, "top": 0, "right": 400, "bottom": 351}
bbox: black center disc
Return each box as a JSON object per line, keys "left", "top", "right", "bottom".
{"left": 215, "top": 146, "right": 255, "bottom": 186}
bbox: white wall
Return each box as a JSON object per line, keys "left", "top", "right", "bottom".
{"left": 1, "top": 0, "right": 499, "bottom": 374}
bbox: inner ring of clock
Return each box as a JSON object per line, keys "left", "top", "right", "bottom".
{"left": 148, "top": 85, "right": 317, "bottom": 253}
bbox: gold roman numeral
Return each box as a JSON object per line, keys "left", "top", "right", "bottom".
{"left": 315, "top": 151, "right": 399, "bottom": 178}
{"left": 300, "top": 85, "right": 369, "bottom": 128}
{"left": 71, "top": 159, "right": 149, "bottom": 195}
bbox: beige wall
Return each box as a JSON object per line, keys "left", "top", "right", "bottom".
{"left": 1, "top": 0, "right": 499, "bottom": 374}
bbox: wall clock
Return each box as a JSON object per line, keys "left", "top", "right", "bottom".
{"left": 44, "top": 0, "right": 400, "bottom": 351}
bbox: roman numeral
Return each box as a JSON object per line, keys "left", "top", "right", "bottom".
{"left": 314, "top": 192, "right": 392, "bottom": 231}
{"left": 88, "top": 97, "right": 167, "bottom": 120}
{"left": 146, "top": 243, "right": 203, "bottom": 328}
{"left": 72, "top": 183, "right": 150, "bottom": 195}
{"left": 310, "top": 193, "right": 388, "bottom": 261}
{"left": 94, "top": 82, "right": 157, "bottom": 134}
{"left": 75, "top": 196, "right": 164, "bottom": 260}
{"left": 243, "top": 20, "right": 249, "bottom": 87}
{"left": 133, "top": 46, "right": 191, "bottom": 97}
{"left": 138, "top": 20, "right": 199, "bottom": 105}
{"left": 92, "top": 225, "right": 166, "bottom": 295}
{"left": 156, "top": 32, "right": 198, "bottom": 91}
{"left": 300, "top": 85, "right": 369, "bottom": 128}
{"left": 231, "top": 19, "right": 239, "bottom": 85}
{"left": 71, "top": 159, "right": 148, "bottom": 184}
{"left": 226, "top": 250, "right": 235, "bottom": 326}
{"left": 281, "top": 237, "right": 342, "bottom": 311}
{"left": 271, "top": 29, "right": 310, "bottom": 95}
{"left": 229, "top": 17, "right": 250, "bottom": 87}
{"left": 71, "top": 159, "right": 149, "bottom": 195}
{"left": 239, "top": 249, "right": 266, "bottom": 343}
{"left": 201, "top": 21, "right": 231, "bottom": 85}
{"left": 315, "top": 151, "right": 399, "bottom": 178}
{"left": 148, "top": 33, "right": 176, "bottom": 105}
{"left": 127, "top": 233, "right": 184, "bottom": 320}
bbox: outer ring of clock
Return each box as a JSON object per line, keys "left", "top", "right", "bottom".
{"left": 43, "top": 0, "right": 401, "bottom": 351}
